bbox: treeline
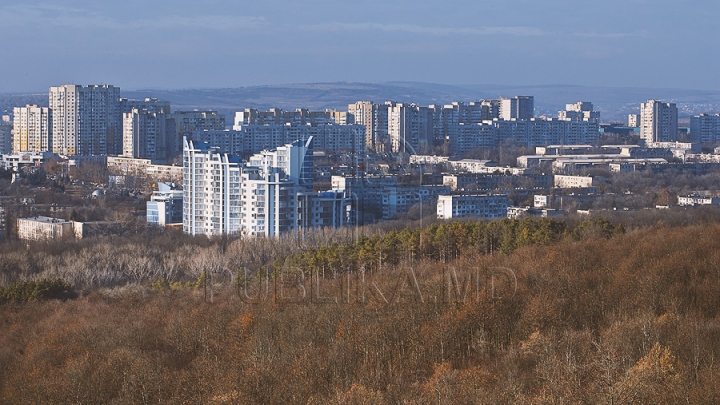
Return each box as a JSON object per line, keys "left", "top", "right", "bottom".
{"left": 273, "top": 216, "right": 623, "bottom": 273}
{"left": 1, "top": 222, "right": 720, "bottom": 403}
{"left": 0, "top": 217, "right": 622, "bottom": 290}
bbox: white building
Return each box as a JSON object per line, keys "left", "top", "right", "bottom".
{"left": 447, "top": 159, "right": 499, "bottom": 173}
{"left": 106, "top": 156, "right": 181, "bottom": 183}
{"left": 533, "top": 195, "right": 554, "bottom": 209}
{"left": 17, "top": 216, "right": 79, "bottom": 240}
{"left": 183, "top": 137, "right": 345, "bottom": 238}
{"left": 554, "top": 175, "right": 595, "bottom": 188}
{"left": 12, "top": 105, "right": 51, "bottom": 153}
{"left": 640, "top": 100, "right": 678, "bottom": 143}
{"left": 49, "top": 84, "right": 122, "bottom": 156}
{"left": 239, "top": 141, "right": 308, "bottom": 238}
{"left": 507, "top": 206, "right": 564, "bottom": 219}
{"left": 677, "top": 194, "right": 720, "bottom": 206}
{"left": 558, "top": 102, "right": 600, "bottom": 121}
{"left": 436, "top": 194, "right": 509, "bottom": 219}
{"left": 183, "top": 139, "right": 243, "bottom": 236}
{"left": 409, "top": 155, "right": 450, "bottom": 165}
{"left": 1, "top": 151, "right": 55, "bottom": 170}
{"left": 348, "top": 101, "right": 375, "bottom": 149}
{"left": 628, "top": 114, "right": 640, "bottom": 128}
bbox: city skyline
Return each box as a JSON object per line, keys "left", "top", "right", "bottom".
{"left": 1, "top": 0, "right": 718, "bottom": 93}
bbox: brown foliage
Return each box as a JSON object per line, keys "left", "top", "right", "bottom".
{"left": 2, "top": 222, "right": 720, "bottom": 402}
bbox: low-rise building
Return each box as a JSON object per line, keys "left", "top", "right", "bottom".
{"left": 677, "top": 194, "right": 720, "bottom": 206}
{"left": 1, "top": 151, "right": 56, "bottom": 170}
{"left": 554, "top": 175, "right": 600, "bottom": 188}
{"left": 147, "top": 182, "right": 183, "bottom": 227}
{"left": 409, "top": 155, "right": 450, "bottom": 165}
{"left": 534, "top": 194, "right": 555, "bottom": 209}
{"left": 443, "top": 173, "right": 553, "bottom": 191}
{"left": 382, "top": 185, "right": 451, "bottom": 220}
{"left": 536, "top": 145, "right": 594, "bottom": 155}
{"left": 447, "top": 159, "right": 499, "bottom": 173}
{"left": 436, "top": 194, "right": 508, "bottom": 220}
{"left": 107, "top": 156, "right": 182, "bottom": 183}
{"left": 17, "top": 216, "right": 78, "bottom": 240}
{"left": 507, "top": 206, "right": 565, "bottom": 219}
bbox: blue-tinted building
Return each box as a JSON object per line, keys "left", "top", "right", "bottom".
{"left": 147, "top": 182, "right": 183, "bottom": 227}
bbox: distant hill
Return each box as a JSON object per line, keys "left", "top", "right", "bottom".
{"left": 3, "top": 82, "right": 720, "bottom": 122}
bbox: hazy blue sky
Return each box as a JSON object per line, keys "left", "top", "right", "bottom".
{"left": 1, "top": 0, "right": 718, "bottom": 93}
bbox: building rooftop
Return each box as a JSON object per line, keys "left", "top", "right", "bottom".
{"left": 20, "top": 216, "right": 73, "bottom": 224}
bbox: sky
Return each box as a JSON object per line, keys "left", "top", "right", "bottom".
{"left": 0, "top": 0, "right": 718, "bottom": 93}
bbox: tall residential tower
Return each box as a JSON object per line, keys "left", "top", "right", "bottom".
{"left": 12, "top": 105, "right": 51, "bottom": 152}
{"left": 640, "top": 100, "right": 678, "bottom": 143}
{"left": 49, "top": 84, "right": 122, "bottom": 155}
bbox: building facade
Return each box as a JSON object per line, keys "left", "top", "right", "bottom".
{"left": 388, "top": 103, "right": 432, "bottom": 154}
{"left": 500, "top": 96, "right": 534, "bottom": 120}
{"left": 436, "top": 194, "right": 509, "bottom": 219}
{"left": 382, "top": 185, "right": 451, "bottom": 220}
{"left": 558, "top": 102, "right": 600, "bottom": 121}
{"left": 12, "top": 105, "right": 51, "bottom": 153}
{"left": 628, "top": 114, "right": 640, "bottom": 128}
{"left": 690, "top": 114, "right": 720, "bottom": 143}
{"left": 49, "top": 84, "right": 122, "bottom": 156}
{"left": 183, "top": 139, "right": 243, "bottom": 236}
{"left": 640, "top": 100, "right": 678, "bottom": 143}
{"left": 183, "top": 137, "right": 344, "bottom": 238}
{"left": 17, "top": 216, "right": 78, "bottom": 240}
{"left": 147, "top": 182, "right": 183, "bottom": 227}
{"left": 122, "top": 108, "right": 175, "bottom": 161}
{"left": 0, "top": 116, "right": 12, "bottom": 155}
{"left": 348, "top": 101, "right": 375, "bottom": 149}
{"left": 171, "top": 111, "right": 225, "bottom": 156}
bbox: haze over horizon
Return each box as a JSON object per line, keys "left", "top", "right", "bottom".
{"left": 1, "top": 0, "right": 718, "bottom": 94}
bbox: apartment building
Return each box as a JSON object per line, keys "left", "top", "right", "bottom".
{"left": 348, "top": 101, "right": 375, "bottom": 149}
{"left": 558, "top": 102, "right": 600, "bottom": 121}
{"left": 49, "top": 84, "right": 122, "bottom": 155}
{"left": 12, "top": 105, "right": 51, "bottom": 153}
{"left": 147, "top": 182, "right": 183, "bottom": 227}
{"left": 388, "top": 103, "right": 432, "bottom": 154}
{"left": 436, "top": 194, "right": 509, "bottom": 219}
{"left": 640, "top": 100, "right": 678, "bottom": 143}
{"left": 499, "top": 96, "right": 534, "bottom": 120}
{"left": 183, "top": 136, "right": 348, "bottom": 238}
{"left": 0, "top": 116, "right": 12, "bottom": 155}
{"left": 382, "top": 185, "right": 451, "bottom": 220}
{"left": 122, "top": 108, "right": 175, "bottom": 161}
{"left": 17, "top": 216, "right": 78, "bottom": 240}
{"left": 690, "top": 114, "right": 720, "bottom": 143}
{"left": 171, "top": 111, "right": 225, "bottom": 156}
{"left": 183, "top": 138, "right": 243, "bottom": 236}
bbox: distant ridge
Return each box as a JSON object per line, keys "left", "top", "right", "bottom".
{"left": 3, "top": 82, "right": 720, "bottom": 122}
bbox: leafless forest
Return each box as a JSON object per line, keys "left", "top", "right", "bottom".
{"left": 1, "top": 211, "right": 720, "bottom": 403}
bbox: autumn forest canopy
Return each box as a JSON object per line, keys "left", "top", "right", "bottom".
{"left": 2, "top": 210, "right": 720, "bottom": 403}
